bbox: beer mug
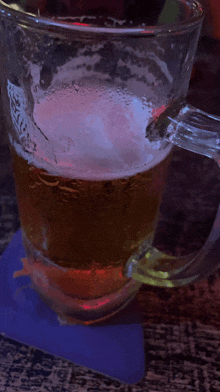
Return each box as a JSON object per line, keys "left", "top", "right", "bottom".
{"left": 1, "top": 0, "right": 220, "bottom": 325}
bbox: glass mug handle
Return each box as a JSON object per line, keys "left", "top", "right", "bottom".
{"left": 125, "top": 101, "right": 220, "bottom": 287}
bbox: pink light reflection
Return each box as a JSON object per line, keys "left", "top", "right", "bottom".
{"left": 82, "top": 298, "right": 110, "bottom": 310}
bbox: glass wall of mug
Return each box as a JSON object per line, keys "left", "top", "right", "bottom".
{"left": 0, "top": 0, "right": 204, "bottom": 324}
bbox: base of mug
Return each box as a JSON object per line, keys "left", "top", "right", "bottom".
{"left": 21, "top": 232, "right": 142, "bottom": 325}
{"left": 32, "top": 279, "right": 141, "bottom": 325}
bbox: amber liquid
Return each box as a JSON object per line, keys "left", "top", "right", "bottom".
{"left": 12, "top": 149, "right": 171, "bottom": 299}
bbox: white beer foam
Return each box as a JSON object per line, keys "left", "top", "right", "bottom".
{"left": 10, "top": 83, "right": 172, "bottom": 180}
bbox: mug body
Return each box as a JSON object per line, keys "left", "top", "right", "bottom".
{"left": 0, "top": 0, "right": 203, "bottom": 324}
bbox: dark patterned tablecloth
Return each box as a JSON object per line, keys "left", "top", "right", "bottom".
{"left": 1, "top": 36, "right": 220, "bottom": 392}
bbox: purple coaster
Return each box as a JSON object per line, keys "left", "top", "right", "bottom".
{"left": 0, "top": 230, "right": 145, "bottom": 384}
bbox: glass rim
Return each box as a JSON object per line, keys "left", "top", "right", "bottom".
{"left": 0, "top": 0, "right": 204, "bottom": 36}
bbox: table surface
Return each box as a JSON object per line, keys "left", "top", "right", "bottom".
{"left": 1, "top": 36, "right": 220, "bottom": 392}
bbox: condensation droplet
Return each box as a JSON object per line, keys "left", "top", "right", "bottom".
{"left": 59, "top": 186, "right": 80, "bottom": 198}
{"left": 37, "top": 173, "right": 59, "bottom": 187}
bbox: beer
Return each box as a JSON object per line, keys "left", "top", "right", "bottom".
{"left": 10, "top": 85, "right": 172, "bottom": 322}
{"left": 12, "top": 149, "right": 172, "bottom": 298}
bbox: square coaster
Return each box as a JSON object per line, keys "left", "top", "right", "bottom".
{"left": 0, "top": 230, "right": 145, "bottom": 384}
